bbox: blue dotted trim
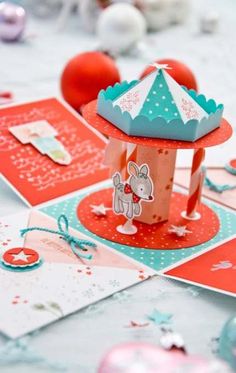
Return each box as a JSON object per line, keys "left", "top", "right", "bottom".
{"left": 0, "top": 258, "right": 44, "bottom": 272}
{"left": 40, "top": 184, "right": 236, "bottom": 272}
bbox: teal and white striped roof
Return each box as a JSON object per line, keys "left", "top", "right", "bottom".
{"left": 113, "top": 65, "right": 208, "bottom": 124}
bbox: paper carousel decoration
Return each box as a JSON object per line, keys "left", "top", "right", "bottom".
{"left": 78, "top": 64, "right": 232, "bottom": 249}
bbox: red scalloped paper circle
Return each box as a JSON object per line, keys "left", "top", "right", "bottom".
{"left": 229, "top": 159, "right": 236, "bottom": 168}
{"left": 77, "top": 189, "right": 220, "bottom": 250}
{"left": 2, "top": 247, "right": 40, "bottom": 267}
{"left": 82, "top": 100, "right": 232, "bottom": 149}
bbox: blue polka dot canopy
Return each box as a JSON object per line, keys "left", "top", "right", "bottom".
{"left": 114, "top": 66, "right": 207, "bottom": 123}
{"left": 97, "top": 64, "right": 224, "bottom": 141}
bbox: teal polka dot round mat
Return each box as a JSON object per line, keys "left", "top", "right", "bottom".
{"left": 41, "top": 184, "right": 236, "bottom": 271}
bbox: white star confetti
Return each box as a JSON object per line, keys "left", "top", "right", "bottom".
{"left": 150, "top": 62, "right": 172, "bottom": 71}
{"left": 11, "top": 250, "right": 33, "bottom": 263}
{"left": 90, "top": 204, "right": 111, "bottom": 216}
{"left": 168, "top": 225, "right": 192, "bottom": 237}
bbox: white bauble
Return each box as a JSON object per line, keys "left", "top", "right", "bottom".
{"left": 141, "top": 0, "right": 189, "bottom": 31}
{"left": 168, "top": 0, "right": 190, "bottom": 24}
{"left": 96, "top": 3, "right": 147, "bottom": 55}
{"left": 200, "top": 11, "right": 219, "bottom": 33}
{"left": 141, "top": 0, "right": 171, "bottom": 31}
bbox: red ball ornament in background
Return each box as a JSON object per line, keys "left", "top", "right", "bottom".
{"left": 140, "top": 58, "right": 198, "bottom": 91}
{"left": 61, "top": 51, "right": 121, "bottom": 111}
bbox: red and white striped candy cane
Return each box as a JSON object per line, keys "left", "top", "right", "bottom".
{"left": 185, "top": 148, "right": 205, "bottom": 220}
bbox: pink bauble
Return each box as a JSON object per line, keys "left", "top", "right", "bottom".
{"left": 98, "top": 342, "right": 231, "bottom": 373}
{"left": 98, "top": 342, "right": 180, "bottom": 373}
{"left": 0, "top": 2, "right": 26, "bottom": 42}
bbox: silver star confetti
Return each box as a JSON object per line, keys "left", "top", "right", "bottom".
{"left": 90, "top": 204, "right": 111, "bottom": 216}
{"left": 168, "top": 225, "right": 192, "bottom": 237}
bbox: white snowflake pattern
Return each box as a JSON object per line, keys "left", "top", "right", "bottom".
{"left": 109, "top": 279, "right": 121, "bottom": 288}
{"left": 181, "top": 98, "right": 199, "bottom": 120}
{"left": 82, "top": 289, "right": 95, "bottom": 299}
{"left": 211, "top": 260, "right": 236, "bottom": 271}
{"left": 8, "top": 122, "right": 106, "bottom": 191}
{"left": 120, "top": 91, "right": 140, "bottom": 112}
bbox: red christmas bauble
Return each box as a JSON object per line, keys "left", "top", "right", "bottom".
{"left": 140, "top": 58, "right": 198, "bottom": 91}
{"left": 61, "top": 51, "right": 121, "bottom": 111}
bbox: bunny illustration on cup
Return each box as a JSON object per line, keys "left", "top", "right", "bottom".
{"left": 112, "top": 161, "right": 154, "bottom": 235}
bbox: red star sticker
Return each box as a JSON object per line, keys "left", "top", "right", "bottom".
{"left": 2, "top": 247, "right": 39, "bottom": 267}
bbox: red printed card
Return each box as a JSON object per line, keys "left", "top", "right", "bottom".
{"left": 0, "top": 98, "right": 109, "bottom": 206}
{"left": 163, "top": 235, "right": 236, "bottom": 297}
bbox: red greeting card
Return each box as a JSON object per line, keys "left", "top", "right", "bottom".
{"left": 0, "top": 98, "right": 109, "bottom": 206}
{"left": 163, "top": 235, "right": 236, "bottom": 297}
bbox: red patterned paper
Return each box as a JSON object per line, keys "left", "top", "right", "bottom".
{"left": 165, "top": 236, "right": 236, "bottom": 295}
{"left": 2, "top": 247, "right": 39, "bottom": 266}
{"left": 0, "top": 98, "right": 108, "bottom": 205}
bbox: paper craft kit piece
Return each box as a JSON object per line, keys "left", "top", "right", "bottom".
{"left": 9, "top": 120, "right": 58, "bottom": 143}
{"left": 0, "top": 98, "right": 109, "bottom": 206}
{"left": 41, "top": 184, "right": 236, "bottom": 295}
{"left": 163, "top": 236, "right": 236, "bottom": 297}
{"left": 81, "top": 65, "right": 232, "bottom": 247}
{"left": 135, "top": 146, "right": 176, "bottom": 224}
{"left": 105, "top": 140, "right": 177, "bottom": 225}
{"left": 9, "top": 121, "right": 71, "bottom": 165}
{"left": 226, "top": 158, "right": 236, "bottom": 175}
{"left": 97, "top": 64, "right": 224, "bottom": 141}
{"left": 82, "top": 101, "right": 231, "bottom": 150}
{"left": 77, "top": 188, "right": 220, "bottom": 249}
{"left": 112, "top": 161, "right": 154, "bottom": 234}
{"left": 1, "top": 247, "right": 42, "bottom": 272}
{"left": 0, "top": 211, "right": 153, "bottom": 338}
{"left": 175, "top": 168, "right": 236, "bottom": 210}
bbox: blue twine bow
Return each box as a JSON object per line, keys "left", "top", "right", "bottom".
{"left": 202, "top": 166, "right": 236, "bottom": 194}
{"left": 20, "top": 214, "right": 96, "bottom": 260}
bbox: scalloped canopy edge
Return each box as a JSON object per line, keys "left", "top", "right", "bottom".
{"left": 97, "top": 81, "right": 224, "bottom": 142}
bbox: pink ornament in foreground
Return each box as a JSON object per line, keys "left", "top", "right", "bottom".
{"left": 98, "top": 342, "right": 231, "bottom": 373}
{"left": 0, "top": 2, "right": 26, "bottom": 42}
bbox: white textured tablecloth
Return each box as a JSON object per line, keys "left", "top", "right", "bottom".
{"left": 0, "top": 0, "right": 236, "bottom": 371}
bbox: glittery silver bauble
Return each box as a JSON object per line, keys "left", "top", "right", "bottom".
{"left": 0, "top": 1, "right": 26, "bottom": 41}
{"left": 96, "top": 3, "right": 147, "bottom": 55}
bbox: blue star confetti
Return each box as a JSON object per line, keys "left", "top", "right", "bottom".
{"left": 147, "top": 309, "right": 172, "bottom": 325}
